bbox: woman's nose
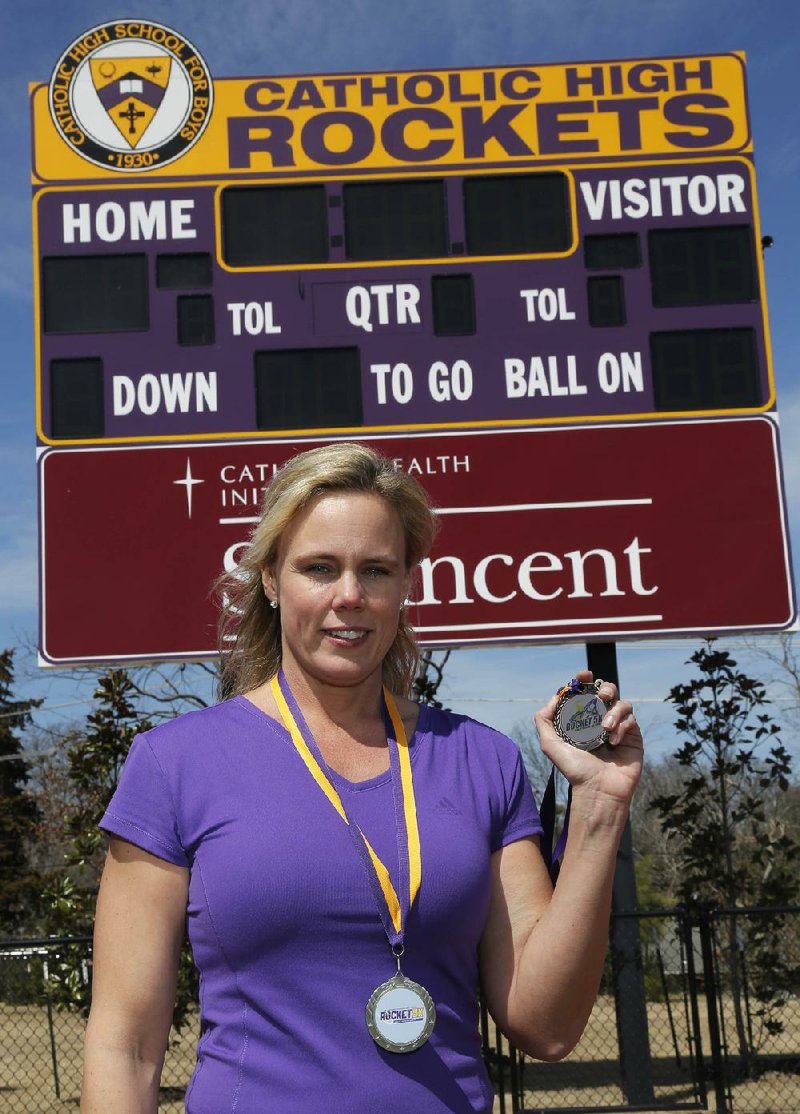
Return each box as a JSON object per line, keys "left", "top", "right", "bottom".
{"left": 333, "top": 571, "right": 363, "bottom": 608}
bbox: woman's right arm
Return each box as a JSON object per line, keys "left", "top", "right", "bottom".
{"left": 81, "top": 836, "right": 190, "bottom": 1114}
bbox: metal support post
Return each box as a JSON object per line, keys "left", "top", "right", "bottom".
{"left": 586, "top": 641, "right": 655, "bottom": 1105}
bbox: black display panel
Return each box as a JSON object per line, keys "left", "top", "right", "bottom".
{"left": 255, "top": 347, "right": 362, "bottom": 430}
{"left": 157, "top": 252, "right": 213, "bottom": 288}
{"left": 343, "top": 179, "right": 448, "bottom": 260}
{"left": 651, "top": 328, "right": 761, "bottom": 410}
{"left": 177, "top": 295, "right": 215, "bottom": 346}
{"left": 50, "top": 358, "right": 104, "bottom": 439}
{"left": 584, "top": 233, "right": 641, "bottom": 270}
{"left": 42, "top": 255, "right": 148, "bottom": 334}
{"left": 432, "top": 274, "right": 476, "bottom": 336}
{"left": 587, "top": 276, "right": 626, "bottom": 327}
{"left": 649, "top": 226, "right": 758, "bottom": 307}
{"left": 222, "top": 185, "right": 329, "bottom": 266}
{"left": 463, "top": 172, "right": 571, "bottom": 255}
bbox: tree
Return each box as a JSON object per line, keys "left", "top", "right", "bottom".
{"left": 629, "top": 754, "right": 690, "bottom": 901}
{"left": 509, "top": 718, "right": 568, "bottom": 806}
{"left": 39, "top": 668, "right": 203, "bottom": 1033}
{"left": 0, "top": 648, "right": 42, "bottom": 932}
{"left": 24, "top": 727, "right": 80, "bottom": 881}
{"left": 649, "top": 641, "right": 799, "bottom": 1064}
{"left": 742, "top": 632, "right": 800, "bottom": 716}
{"left": 412, "top": 649, "right": 451, "bottom": 707}
{"left": 126, "top": 659, "right": 218, "bottom": 719}
{"left": 23, "top": 659, "right": 215, "bottom": 917}
{"left": 42, "top": 670, "right": 151, "bottom": 1008}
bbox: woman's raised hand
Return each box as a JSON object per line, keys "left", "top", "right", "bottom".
{"left": 534, "top": 669, "right": 643, "bottom": 810}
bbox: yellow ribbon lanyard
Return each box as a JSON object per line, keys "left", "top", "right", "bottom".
{"left": 269, "top": 675, "right": 421, "bottom": 937}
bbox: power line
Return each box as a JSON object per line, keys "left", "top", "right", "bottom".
{"left": 0, "top": 698, "right": 91, "bottom": 721}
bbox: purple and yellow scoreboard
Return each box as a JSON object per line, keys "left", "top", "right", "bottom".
{"left": 31, "top": 21, "right": 795, "bottom": 663}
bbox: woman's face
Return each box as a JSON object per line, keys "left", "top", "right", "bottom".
{"left": 263, "top": 491, "right": 411, "bottom": 692}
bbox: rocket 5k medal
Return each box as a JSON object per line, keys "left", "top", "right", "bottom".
{"left": 554, "top": 679, "right": 612, "bottom": 751}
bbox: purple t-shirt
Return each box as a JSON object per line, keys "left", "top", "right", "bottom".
{"left": 101, "top": 697, "right": 542, "bottom": 1113}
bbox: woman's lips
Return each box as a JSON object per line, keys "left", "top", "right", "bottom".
{"left": 324, "top": 628, "right": 369, "bottom": 643}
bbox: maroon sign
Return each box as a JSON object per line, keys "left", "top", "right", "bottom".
{"left": 38, "top": 417, "right": 795, "bottom": 664}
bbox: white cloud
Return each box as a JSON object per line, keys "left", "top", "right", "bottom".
{"left": 0, "top": 435, "right": 39, "bottom": 613}
{"left": 0, "top": 241, "right": 35, "bottom": 303}
{"left": 762, "top": 137, "right": 800, "bottom": 182}
{"left": 0, "top": 513, "right": 38, "bottom": 611}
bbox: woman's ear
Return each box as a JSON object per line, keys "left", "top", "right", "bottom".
{"left": 403, "top": 566, "right": 419, "bottom": 606}
{"left": 261, "top": 567, "right": 276, "bottom": 603}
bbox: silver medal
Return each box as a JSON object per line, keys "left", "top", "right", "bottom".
{"left": 554, "top": 679, "right": 612, "bottom": 751}
{"left": 366, "top": 972, "right": 436, "bottom": 1053}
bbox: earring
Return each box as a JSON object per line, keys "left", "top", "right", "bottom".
{"left": 270, "top": 599, "right": 278, "bottom": 610}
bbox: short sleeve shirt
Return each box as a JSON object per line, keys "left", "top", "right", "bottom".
{"left": 101, "top": 698, "right": 542, "bottom": 1113}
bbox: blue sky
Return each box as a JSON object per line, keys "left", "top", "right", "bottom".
{"left": 3, "top": 0, "right": 800, "bottom": 757}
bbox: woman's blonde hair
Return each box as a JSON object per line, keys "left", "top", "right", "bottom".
{"left": 217, "top": 443, "right": 438, "bottom": 699}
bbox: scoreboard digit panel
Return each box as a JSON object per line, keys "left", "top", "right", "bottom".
{"left": 34, "top": 155, "right": 771, "bottom": 446}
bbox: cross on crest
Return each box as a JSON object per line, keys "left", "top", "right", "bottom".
{"left": 119, "top": 100, "right": 147, "bottom": 135}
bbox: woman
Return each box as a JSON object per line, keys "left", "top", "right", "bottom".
{"left": 81, "top": 442, "right": 642, "bottom": 1113}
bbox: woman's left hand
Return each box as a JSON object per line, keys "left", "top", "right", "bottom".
{"left": 534, "top": 670, "right": 643, "bottom": 809}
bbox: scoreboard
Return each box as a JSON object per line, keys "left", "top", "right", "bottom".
{"left": 35, "top": 159, "right": 771, "bottom": 444}
{"left": 33, "top": 43, "right": 772, "bottom": 447}
{"left": 30, "top": 21, "right": 795, "bottom": 663}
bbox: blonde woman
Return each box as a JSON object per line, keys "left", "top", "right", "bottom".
{"left": 82, "top": 442, "right": 642, "bottom": 1113}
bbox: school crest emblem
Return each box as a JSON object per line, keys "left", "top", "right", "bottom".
{"left": 48, "top": 20, "right": 213, "bottom": 172}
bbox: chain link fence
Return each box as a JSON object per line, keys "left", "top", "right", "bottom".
{"left": 487, "top": 909, "right": 800, "bottom": 1114}
{"left": 0, "top": 938, "right": 194, "bottom": 1113}
{"left": 703, "top": 907, "right": 800, "bottom": 1114}
{"left": 487, "top": 912, "right": 707, "bottom": 1113}
{"left": 2, "top": 909, "right": 798, "bottom": 1113}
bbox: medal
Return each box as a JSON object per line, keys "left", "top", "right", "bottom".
{"left": 366, "top": 965, "right": 436, "bottom": 1054}
{"left": 270, "top": 672, "right": 435, "bottom": 1052}
{"left": 554, "top": 678, "right": 612, "bottom": 751}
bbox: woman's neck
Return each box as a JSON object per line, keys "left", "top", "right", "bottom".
{"left": 277, "top": 663, "right": 393, "bottom": 781}
{"left": 279, "top": 661, "right": 386, "bottom": 734}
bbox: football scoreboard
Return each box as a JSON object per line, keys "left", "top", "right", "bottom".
{"left": 31, "top": 20, "right": 795, "bottom": 662}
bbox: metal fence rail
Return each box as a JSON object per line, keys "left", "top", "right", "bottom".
{"left": 2, "top": 908, "right": 798, "bottom": 1113}
{"left": 490, "top": 912, "right": 708, "bottom": 1114}
{"left": 702, "top": 906, "right": 800, "bottom": 1114}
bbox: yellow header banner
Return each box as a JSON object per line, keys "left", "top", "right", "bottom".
{"left": 32, "top": 30, "right": 750, "bottom": 183}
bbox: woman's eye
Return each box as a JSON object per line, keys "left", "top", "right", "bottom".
{"left": 364, "top": 566, "right": 389, "bottom": 578}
